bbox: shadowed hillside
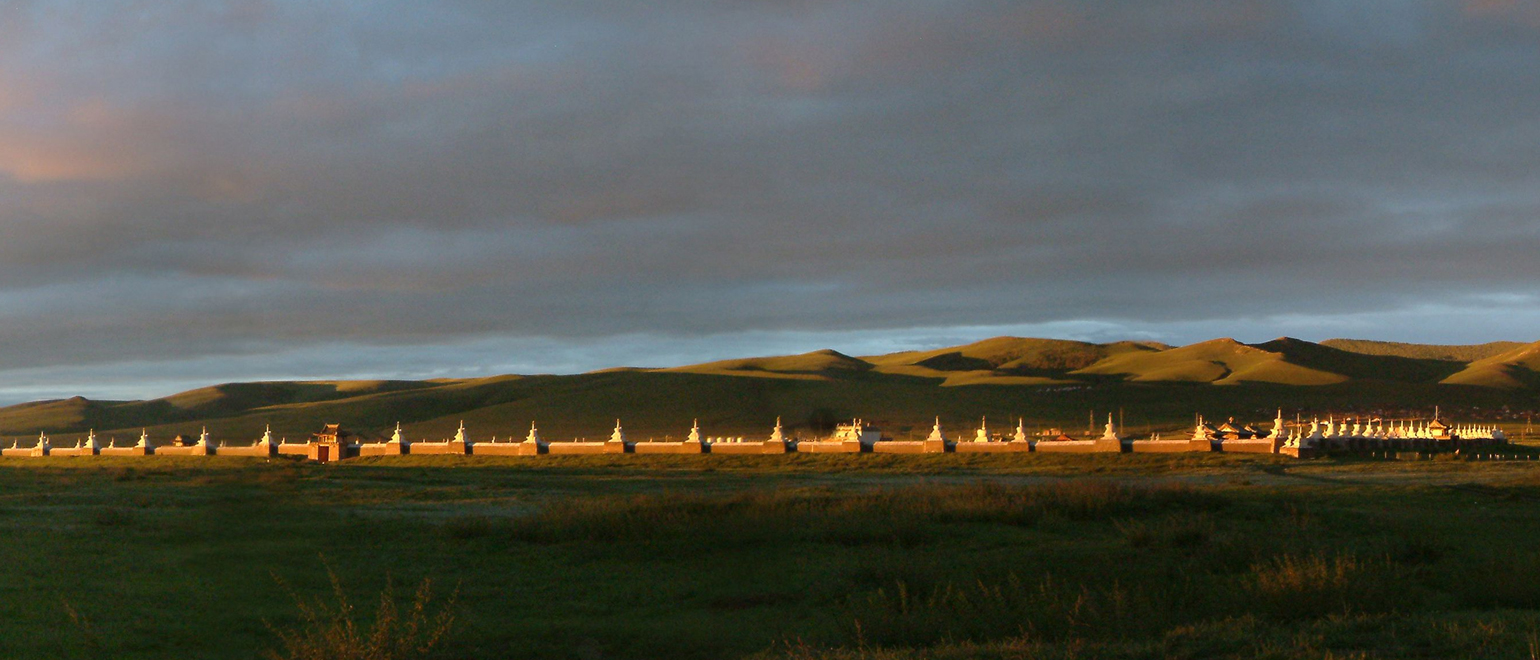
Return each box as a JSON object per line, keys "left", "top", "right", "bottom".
{"left": 1, "top": 337, "right": 1537, "bottom": 443}
{"left": 862, "top": 337, "right": 1163, "bottom": 386}
{"left": 661, "top": 349, "right": 871, "bottom": 380}
{"left": 864, "top": 337, "right": 1165, "bottom": 372}
{"left": 1252, "top": 337, "right": 1464, "bottom": 383}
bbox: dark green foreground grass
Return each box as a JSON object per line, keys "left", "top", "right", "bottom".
{"left": 4, "top": 454, "right": 1540, "bottom": 659}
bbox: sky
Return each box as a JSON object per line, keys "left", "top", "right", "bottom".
{"left": 2, "top": 0, "right": 1539, "bottom": 403}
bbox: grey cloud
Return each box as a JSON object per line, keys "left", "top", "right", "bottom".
{"left": 0, "top": 0, "right": 1538, "bottom": 395}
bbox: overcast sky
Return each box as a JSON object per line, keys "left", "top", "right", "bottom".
{"left": 2, "top": 0, "right": 1539, "bottom": 402}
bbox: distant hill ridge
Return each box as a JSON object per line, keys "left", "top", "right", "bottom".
{"left": 1319, "top": 339, "right": 1524, "bottom": 362}
{"left": 0, "top": 336, "right": 1535, "bottom": 440}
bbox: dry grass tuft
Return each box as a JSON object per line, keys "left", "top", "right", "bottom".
{"left": 1246, "top": 553, "right": 1410, "bottom": 619}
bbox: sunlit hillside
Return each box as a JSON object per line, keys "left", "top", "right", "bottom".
{"left": 1, "top": 337, "right": 1536, "bottom": 443}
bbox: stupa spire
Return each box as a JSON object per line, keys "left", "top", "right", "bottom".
{"left": 610, "top": 419, "right": 626, "bottom": 444}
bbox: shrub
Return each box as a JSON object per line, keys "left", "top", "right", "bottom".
{"left": 265, "top": 568, "right": 457, "bottom": 660}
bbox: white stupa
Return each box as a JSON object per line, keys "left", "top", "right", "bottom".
{"left": 1100, "top": 414, "right": 1122, "bottom": 441}
{"left": 1191, "top": 416, "right": 1212, "bottom": 442}
{"left": 926, "top": 417, "right": 946, "bottom": 443}
{"left": 1303, "top": 418, "right": 1323, "bottom": 448}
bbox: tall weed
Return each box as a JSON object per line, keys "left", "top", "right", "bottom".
{"left": 264, "top": 567, "right": 457, "bottom": 660}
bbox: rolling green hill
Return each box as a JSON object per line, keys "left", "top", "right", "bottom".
{"left": 1072, "top": 338, "right": 1348, "bottom": 385}
{"left": 1440, "top": 341, "right": 1540, "bottom": 388}
{"left": 1, "top": 337, "right": 1536, "bottom": 444}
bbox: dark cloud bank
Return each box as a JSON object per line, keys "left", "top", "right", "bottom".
{"left": 1, "top": 0, "right": 1538, "bottom": 401}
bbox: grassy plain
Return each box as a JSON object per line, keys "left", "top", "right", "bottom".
{"left": 5, "top": 453, "right": 1540, "bottom": 659}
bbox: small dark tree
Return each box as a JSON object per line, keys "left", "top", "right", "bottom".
{"left": 806, "top": 408, "right": 842, "bottom": 434}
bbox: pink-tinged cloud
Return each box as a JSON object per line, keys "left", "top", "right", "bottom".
{"left": 0, "top": 96, "right": 175, "bottom": 183}
{"left": 1462, "top": 0, "right": 1540, "bottom": 25}
{"left": 0, "top": 140, "right": 137, "bottom": 183}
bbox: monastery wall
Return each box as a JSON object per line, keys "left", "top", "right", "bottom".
{"left": 633, "top": 441, "right": 705, "bottom": 454}
{"left": 871, "top": 440, "right": 948, "bottom": 454}
{"left": 1217, "top": 439, "right": 1279, "bottom": 454}
{"left": 795, "top": 440, "right": 863, "bottom": 453}
{"left": 545, "top": 441, "right": 625, "bottom": 455}
{"left": 952, "top": 441, "right": 1031, "bottom": 453}
{"left": 468, "top": 442, "right": 537, "bottom": 456}
{"left": 1035, "top": 438, "right": 1125, "bottom": 454}
{"left": 358, "top": 442, "right": 409, "bottom": 457}
{"left": 1130, "top": 439, "right": 1213, "bottom": 453}
{"left": 408, "top": 441, "right": 468, "bottom": 455}
{"left": 707, "top": 441, "right": 788, "bottom": 454}
{"left": 217, "top": 444, "right": 276, "bottom": 458}
{"left": 0, "top": 415, "right": 1514, "bottom": 463}
{"left": 153, "top": 445, "right": 213, "bottom": 456}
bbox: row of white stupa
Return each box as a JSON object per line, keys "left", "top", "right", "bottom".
{"left": 6, "top": 413, "right": 1506, "bottom": 452}
{"left": 1175, "top": 412, "right": 1507, "bottom": 450}
{"left": 1276, "top": 418, "right": 1507, "bottom": 445}
{"left": 3, "top": 417, "right": 1046, "bottom": 450}
{"left": 6, "top": 428, "right": 217, "bottom": 452}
